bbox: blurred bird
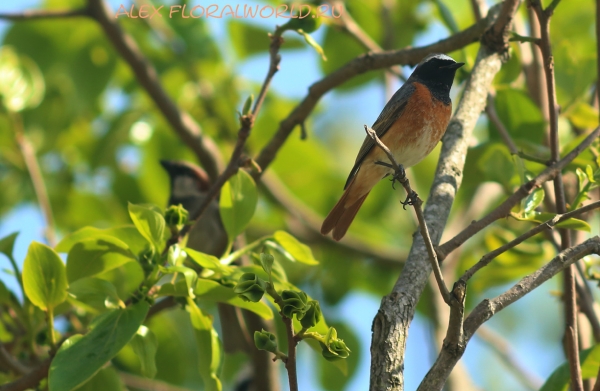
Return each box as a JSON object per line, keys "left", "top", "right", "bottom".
{"left": 160, "top": 159, "right": 247, "bottom": 353}
{"left": 321, "top": 53, "right": 464, "bottom": 241}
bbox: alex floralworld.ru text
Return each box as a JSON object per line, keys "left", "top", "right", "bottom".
{"left": 114, "top": 3, "right": 343, "bottom": 19}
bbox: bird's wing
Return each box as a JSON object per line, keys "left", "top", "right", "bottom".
{"left": 343, "top": 82, "right": 414, "bottom": 189}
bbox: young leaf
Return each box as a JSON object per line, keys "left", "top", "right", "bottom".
{"left": 513, "top": 212, "right": 591, "bottom": 232}
{"left": 56, "top": 226, "right": 147, "bottom": 255}
{"left": 22, "top": 242, "right": 68, "bottom": 311}
{"left": 128, "top": 203, "right": 166, "bottom": 252}
{"left": 0, "top": 232, "right": 18, "bottom": 259}
{"left": 259, "top": 252, "right": 274, "bottom": 278}
{"left": 187, "top": 298, "right": 222, "bottom": 391}
{"left": 219, "top": 170, "right": 258, "bottom": 242}
{"left": 68, "top": 278, "right": 124, "bottom": 311}
{"left": 523, "top": 187, "right": 544, "bottom": 216}
{"left": 66, "top": 237, "right": 136, "bottom": 283}
{"left": 540, "top": 344, "right": 600, "bottom": 391}
{"left": 48, "top": 301, "right": 149, "bottom": 391}
{"left": 76, "top": 367, "right": 126, "bottom": 391}
{"left": 297, "top": 29, "right": 327, "bottom": 61}
{"left": 195, "top": 279, "right": 273, "bottom": 319}
{"left": 159, "top": 266, "right": 198, "bottom": 298}
{"left": 185, "top": 248, "right": 232, "bottom": 275}
{"left": 272, "top": 231, "right": 319, "bottom": 265}
{"left": 129, "top": 325, "right": 158, "bottom": 378}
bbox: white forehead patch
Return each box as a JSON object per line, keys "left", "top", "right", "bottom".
{"left": 419, "top": 53, "right": 455, "bottom": 65}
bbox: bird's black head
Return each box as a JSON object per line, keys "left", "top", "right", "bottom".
{"left": 410, "top": 54, "right": 464, "bottom": 103}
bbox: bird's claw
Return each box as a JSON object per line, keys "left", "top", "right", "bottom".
{"left": 400, "top": 191, "right": 419, "bottom": 210}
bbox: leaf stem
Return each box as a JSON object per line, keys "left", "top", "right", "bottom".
{"left": 47, "top": 307, "right": 56, "bottom": 349}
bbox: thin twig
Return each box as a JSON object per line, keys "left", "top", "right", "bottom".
{"left": 331, "top": 1, "right": 406, "bottom": 81}
{"left": 364, "top": 125, "right": 451, "bottom": 303}
{"left": 176, "top": 31, "right": 284, "bottom": 241}
{"left": 476, "top": 326, "right": 543, "bottom": 390}
{"left": 282, "top": 316, "right": 298, "bottom": 391}
{"left": 461, "top": 201, "right": 600, "bottom": 281}
{"left": 0, "top": 8, "right": 89, "bottom": 20}
{"left": 436, "top": 125, "right": 600, "bottom": 261}
{"left": 86, "top": 0, "right": 223, "bottom": 181}
{"left": 0, "top": 344, "right": 30, "bottom": 376}
{"left": 419, "top": 236, "right": 600, "bottom": 391}
{"left": 486, "top": 93, "right": 518, "bottom": 155}
{"left": 0, "top": 358, "right": 51, "bottom": 391}
{"left": 12, "top": 114, "right": 56, "bottom": 246}
{"left": 260, "top": 172, "right": 407, "bottom": 266}
{"left": 530, "top": 1, "right": 583, "bottom": 389}
{"left": 254, "top": 10, "right": 500, "bottom": 178}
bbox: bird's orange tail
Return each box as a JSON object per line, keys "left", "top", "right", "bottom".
{"left": 321, "top": 182, "right": 369, "bottom": 241}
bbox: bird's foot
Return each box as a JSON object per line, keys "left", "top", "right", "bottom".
{"left": 375, "top": 161, "right": 408, "bottom": 190}
{"left": 400, "top": 190, "right": 419, "bottom": 210}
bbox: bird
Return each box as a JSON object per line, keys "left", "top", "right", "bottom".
{"left": 160, "top": 159, "right": 228, "bottom": 257}
{"left": 321, "top": 53, "right": 464, "bottom": 241}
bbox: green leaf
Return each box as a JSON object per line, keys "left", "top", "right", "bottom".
{"left": 195, "top": 279, "right": 273, "bottom": 319}
{"left": 0, "top": 232, "right": 18, "bottom": 259}
{"left": 48, "top": 301, "right": 149, "bottom": 391}
{"left": 159, "top": 266, "right": 198, "bottom": 298}
{"left": 298, "top": 30, "right": 327, "bottom": 61}
{"left": 523, "top": 187, "right": 544, "bottom": 215}
{"left": 514, "top": 212, "right": 591, "bottom": 232}
{"left": 185, "top": 248, "right": 232, "bottom": 275}
{"left": 66, "top": 236, "right": 136, "bottom": 283}
{"left": 68, "top": 278, "right": 124, "bottom": 312}
{"left": 476, "top": 143, "right": 515, "bottom": 189}
{"left": 259, "top": 252, "right": 274, "bottom": 278}
{"left": 56, "top": 226, "right": 148, "bottom": 255}
{"left": 492, "top": 89, "right": 546, "bottom": 144}
{"left": 219, "top": 170, "right": 258, "bottom": 242}
{"left": 130, "top": 325, "right": 158, "bottom": 378}
{"left": 227, "top": 20, "right": 303, "bottom": 59}
{"left": 128, "top": 203, "right": 166, "bottom": 252}
{"left": 585, "top": 165, "right": 596, "bottom": 183}
{"left": 566, "top": 101, "right": 599, "bottom": 129}
{"left": 76, "top": 367, "right": 126, "bottom": 391}
{"left": 187, "top": 298, "right": 222, "bottom": 391}
{"left": 540, "top": 344, "right": 600, "bottom": 391}
{"left": 272, "top": 231, "right": 319, "bottom": 265}
{"left": 22, "top": 242, "right": 68, "bottom": 311}
{"left": 0, "top": 46, "right": 45, "bottom": 112}
{"left": 433, "top": 0, "right": 459, "bottom": 33}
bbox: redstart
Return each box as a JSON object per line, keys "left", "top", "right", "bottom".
{"left": 321, "top": 53, "right": 464, "bottom": 241}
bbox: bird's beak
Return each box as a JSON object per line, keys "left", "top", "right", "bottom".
{"left": 442, "top": 62, "right": 465, "bottom": 70}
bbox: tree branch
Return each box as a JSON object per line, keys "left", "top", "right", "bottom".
{"left": 253, "top": 9, "right": 500, "bottom": 179}
{"left": 436, "top": 125, "right": 600, "bottom": 260}
{"left": 260, "top": 171, "right": 407, "bottom": 266}
{"left": 461, "top": 200, "right": 600, "bottom": 281}
{"left": 86, "top": 0, "right": 223, "bottom": 182}
{"left": 0, "top": 8, "right": 90, "bottom": 20}
{"left": 176, "top": 31, "right": 284, "bottom": 241}
{"left": 12, "top": 113, "right": 56, "bottom": 246}
{"left": 0, "top": 358, "right": 51, "bottom": 391}
{"left": 369, "top": 5, "right": 506, "bottom": 390}
{"left": 530, "top": 0, "right": 583, "bottom": 389}
{"left": 418, "top": 237, "right": 600, "bottom": 391}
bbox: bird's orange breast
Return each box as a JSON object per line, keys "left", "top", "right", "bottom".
{"left": 377, "top": 81, "right": 452, "bottom": 167}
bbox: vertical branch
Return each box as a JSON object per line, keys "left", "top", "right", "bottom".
{"left": 530, "top": 1, "right": 583, "bottom": 390}
{"left": 12, "top": 114, "right": 56, "bottom": 246}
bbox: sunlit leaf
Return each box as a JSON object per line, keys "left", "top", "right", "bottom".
{"left": 22, "top": 242, "right": 68, "bottom": 311}
{"left": 272, "top": 231, "right": 319, "bottom": 265}
{"left": 187, "top": 298, "right": 222, "bottom": 391}
{"left": 56, "top": 226, "right": 147, "bottom": 255}
{"left": 540, "top": 344, "right": 600, "bottom": 391}
{"left": 128, "top": 203, "right": 166, "bottom": 252}
{"left": 219, "top": 170, "right": 258, "bottom": 242}
{"left": 68, "top": 278, "right": 123, "bottom": 312}
{"left": 513, "top": 212, "right": 591, "bottom": 232}
{"left": 48, "top": 301, "right": 149, "bottom": 391}
{"left": 66, "top": 236, "right": 136, "bottom": 283}
{"left": 130, "top": 325, "right": 158, "bottom": 378}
